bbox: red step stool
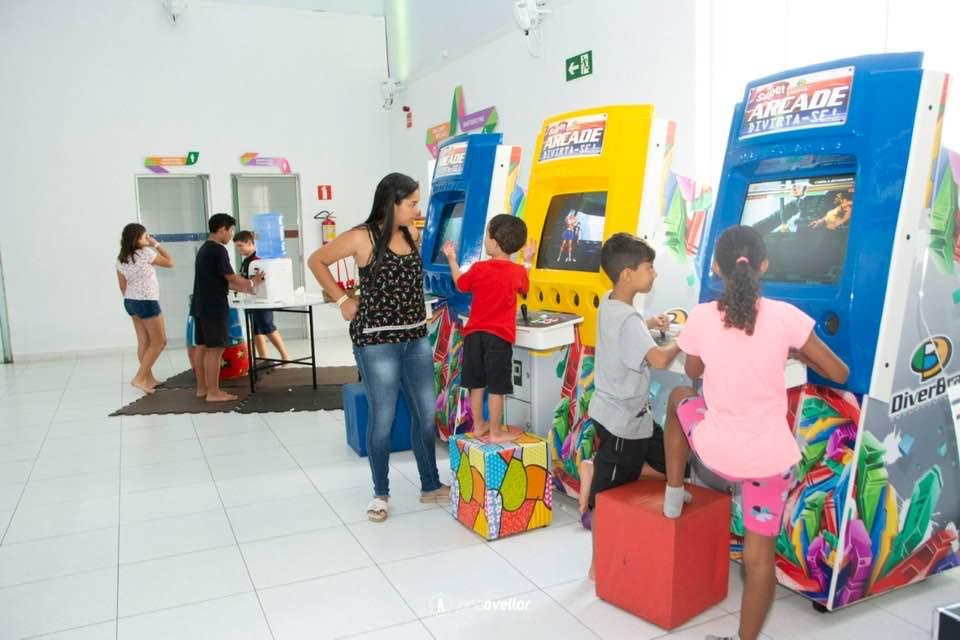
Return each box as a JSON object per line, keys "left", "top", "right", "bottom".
{"left": 595, "top": 480, "right": 731, "bottom": 630}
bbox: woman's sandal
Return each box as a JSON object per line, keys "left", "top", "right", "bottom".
{"left": 366, "top": 497, "right": 389, "bottom": 522}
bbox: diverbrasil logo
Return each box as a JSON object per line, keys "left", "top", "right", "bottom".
{"left": 910, "top": 335, "right": 953, "bottom": 381}
{"left": 890, "top": 335, "right": 957, "bottom": 418}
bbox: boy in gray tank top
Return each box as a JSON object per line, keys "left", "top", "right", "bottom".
{"left": 586, "top": 233, "right": 687, "bottom": 579}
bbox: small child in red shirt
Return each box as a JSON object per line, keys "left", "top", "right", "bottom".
{"left": 443, "top": 214, "right": 534, "bottom": 441}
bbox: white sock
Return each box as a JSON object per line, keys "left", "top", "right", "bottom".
{"left": 663, "top": 484, "right": 688, "bottom": 518}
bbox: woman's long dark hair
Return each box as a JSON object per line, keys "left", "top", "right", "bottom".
{"left": 361, "top": 172, "right": 419, "bottom": 280}
{"left": 715, "top": 225, "right": 766, "bottom": 335}
{"left": 118, "top": 223, "right": 147, "bottom": 264}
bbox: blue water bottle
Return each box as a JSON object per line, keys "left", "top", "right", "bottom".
{"left": 252, "top": 213, "right": 286, "bottom": 259}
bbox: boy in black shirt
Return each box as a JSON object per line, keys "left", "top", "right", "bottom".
{"left": 191, "top": 214, "right": 262, "bottom": 402}
{"left": 233, "top": 231, "right": 291, "bottom": 363}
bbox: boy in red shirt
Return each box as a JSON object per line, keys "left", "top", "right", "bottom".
{"left": 443, "top": 214, "right": 534, "bottom": 441}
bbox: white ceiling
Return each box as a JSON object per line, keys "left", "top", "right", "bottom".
{"left": 203, "top": 0, "right": 384, "bottom": 16}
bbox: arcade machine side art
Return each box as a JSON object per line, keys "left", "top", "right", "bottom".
{"left": 422, "top": 134, "right": 524, "bottom": 440}
{"left": 700, "top": 53, "right": 959, "bottom": 610}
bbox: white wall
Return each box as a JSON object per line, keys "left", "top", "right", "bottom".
{"left": 698, "top": 0, "right": 960, "bottom": 185}
{"left": 385, "top": 0, "right": 699, "bottom": 193}
{"left": 387, "top": 0, "right": 960, "bottom": 192}
{"left": 206, "top": 0, "right": 384, "bottom": 16}
{"left": 384, "top": 0, "right": 529, "bottom": 82}
{"left": 0, "top": 0, "right": 389, "bottom": 357}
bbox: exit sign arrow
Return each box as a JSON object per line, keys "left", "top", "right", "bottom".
{"left": 565, "top": 50, "right": 593, "bottom": 82}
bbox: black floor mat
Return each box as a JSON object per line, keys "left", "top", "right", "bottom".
{"left": 256, "top": 366, "right": 358, "bottom": 389}
{"left": 157, "top": 369, "right": 251, "bottom": 390}
{"left": 110, "top": 387, "right": 250, "bottom": 416}
{"left": 235, "top": 384, "right": 344, "bottom": 414}
{"left": 113, "top": 365, "right": 357, "bottom": 416}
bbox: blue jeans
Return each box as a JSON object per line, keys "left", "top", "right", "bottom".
{"left": 353, "top": 337, "right": 442, "bottom": 497}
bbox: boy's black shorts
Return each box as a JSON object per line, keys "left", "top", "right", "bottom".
{"left": 462, "top": 332, "right": 513, "bottom": 395}
{"left": 587, "top": 419, "right": 668, "bottom": 511}
{"left": 194, "top": 312, "right": 230, "bottom": 348}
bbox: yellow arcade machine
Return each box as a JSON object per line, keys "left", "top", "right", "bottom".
{"left": 506, "top": 105, "right": 676, "bottom": 497}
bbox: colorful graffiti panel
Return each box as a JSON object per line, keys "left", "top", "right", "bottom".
{"left": 429, "top": 304, "right": 474, "bottom": 441}
{"left": 744, "top": 385, "right": 960, "bottom": 608}
{"left": 547, "top": 329, "right": 597, "bottom": 498}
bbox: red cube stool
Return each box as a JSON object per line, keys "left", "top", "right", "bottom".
{"left": 595, "top": 480, "right": 731, "bottom": 630}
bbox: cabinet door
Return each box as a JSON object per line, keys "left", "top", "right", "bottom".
{"left": 505, "top": 396, "right": 532, "bottom": 433}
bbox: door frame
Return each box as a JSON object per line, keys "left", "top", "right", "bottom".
{"left": 133, "top": 173, "right": 213, "bottom": 346}
{"left": 0, "top": 246, "right": 12, "bottom": 363}
{"left": 230, "top": 173, "right": 307, "bottom": 338}
{"left": 134, "top": 173, "right": 212, "bottom": 227}
{"left": 229, "top": 173, "right": 305, "bottom": 280}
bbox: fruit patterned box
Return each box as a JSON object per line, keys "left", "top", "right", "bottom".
{"left": 449, "top": 429, "right": 553, "bottom": 540}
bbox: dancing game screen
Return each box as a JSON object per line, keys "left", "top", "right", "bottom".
{"left": 740, "top": 175, "right": 855, "bottom": 285}
{"left": 536, "top": 191, "right": 607, "bottom": 272}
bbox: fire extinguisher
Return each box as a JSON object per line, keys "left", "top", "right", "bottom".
{"left": 318, "top": 210, "right": 336, "bottom": 245}
{"left": 315, "top": 210, "right": 356, "bottom": 292}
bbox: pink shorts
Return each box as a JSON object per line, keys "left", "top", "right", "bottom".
{"left": 677, "top": 396, "right": 792, "bottom": 537}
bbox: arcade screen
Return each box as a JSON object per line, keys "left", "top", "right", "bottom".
{"left": 740, "top": 175, "right": 854, "bottom": 285}
{"left": 431, "top": 200, "right": 466, "bottom": 264}
{"left": 536, "top": 191, "right": 607, "bottom": 272}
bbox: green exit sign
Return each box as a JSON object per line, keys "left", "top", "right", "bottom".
{"left": 565, "top": 50, "right": 593, "bottom": 82}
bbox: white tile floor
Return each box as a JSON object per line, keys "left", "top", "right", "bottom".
{"left": 1, "top": 337, "right": 958, "bottom": 639}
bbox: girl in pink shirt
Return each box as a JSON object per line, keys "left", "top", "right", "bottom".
{"left": 662, "top": 225, "right": 848, "bottom": 640}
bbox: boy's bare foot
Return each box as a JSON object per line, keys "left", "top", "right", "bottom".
{"left": 205, "top": 391, "right": 238, "bottom": 403}
{"left": 588, "top": 561, "right": 596, "bottom": 580}
{"left": 489, "top": 425, "right": 520, "bottom": 443}
{"left": 472, "top": 420, "right": 489, "bottom": 438}
{"left": 146, "top": 374, "right": 161, "bottom": 389}
{"left": 131, "top": 378, "right": 155, "bottom": 395}
{"left": 195, "top": 388, "right": 207, "bottom": 398}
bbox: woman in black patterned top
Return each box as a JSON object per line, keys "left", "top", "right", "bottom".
{"left": 309, "top": 173, "right": 448, "bottom": 522}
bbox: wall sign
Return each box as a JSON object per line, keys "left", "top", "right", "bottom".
{"left": 565, "top": 50, "right": 593, "bottom": 82}
{"left": 317, "top": 185, "right": 333, "bottom": 200}
{"left": 434, "top": 142, "right": 468, "bottom": 179}
{"left": 144, "top": 151, "right": 199, "bottom": 174}
{"left": 739, "top": 66, "right": 854, "bottom": 139}
{"left": 425, "top": 86, "right": 498, "bottom": 158}
{"left": 240, "top": 152, "right": 291, "bottom": 174}
{"left": 539, "top": 113, "right": 607, "bottom": 162}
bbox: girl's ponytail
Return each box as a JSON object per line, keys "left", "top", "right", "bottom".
{"left": 715, "top": 225, "right": 766, "bottom": 336}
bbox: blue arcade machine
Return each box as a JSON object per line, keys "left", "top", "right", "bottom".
{"left": 421, "top": 133, "right": 523, "bottom": 318}
{"left": 419, "top": 133, "right": 523, "bottom": 440}
{"left": 699, "top": 53, "right": 959, "bottom": 610}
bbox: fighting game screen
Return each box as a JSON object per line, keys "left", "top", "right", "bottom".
{"left": 536, "top": 191, "right": 607, "bottom": 272}
{"left": 431, "top": 201, "right": 466, "bottom": 264}
{"left": 740, "top": 175, "right": 854, "bottom": 285}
